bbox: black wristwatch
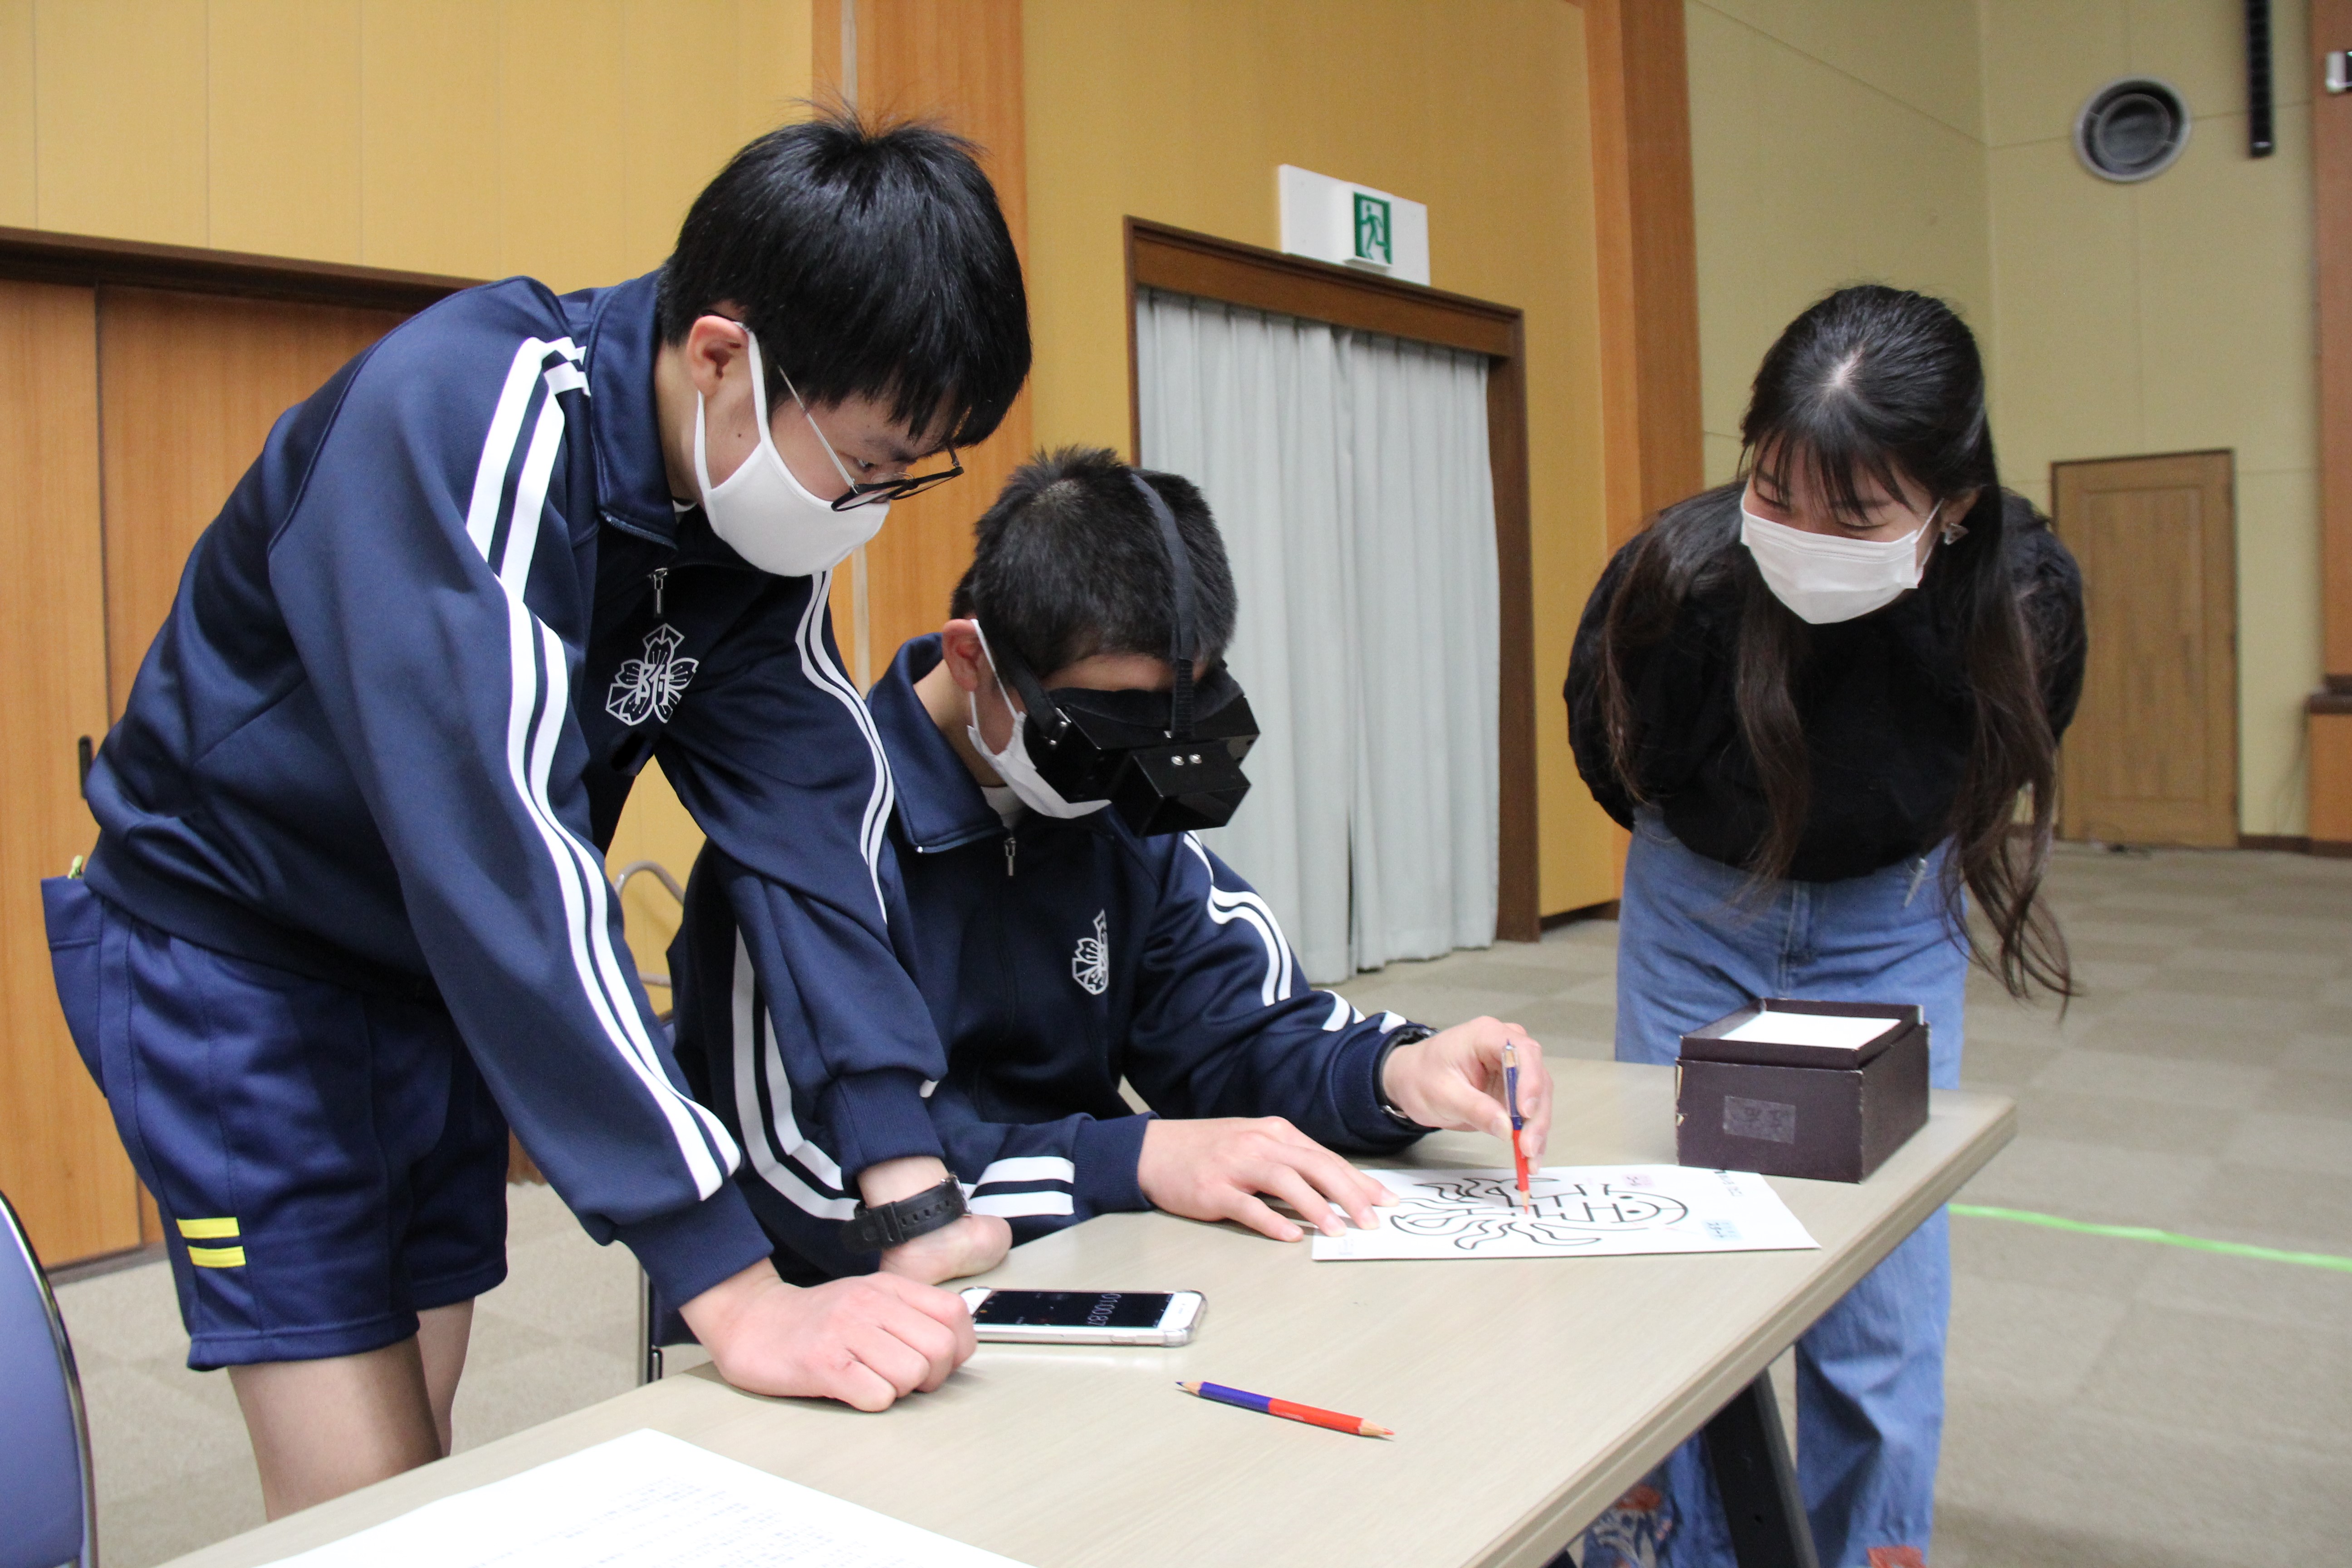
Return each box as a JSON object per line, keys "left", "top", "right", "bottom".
{"left": 1373, "top": 1024, "right": 1439, "bottom": 1129}
{"left": 842, "top": 1177, "right": 970, "bottom": 1252}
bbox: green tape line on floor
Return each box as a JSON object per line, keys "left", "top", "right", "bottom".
{"left": 1950, "top": 1204, "right": 2352, "bottom": 1274}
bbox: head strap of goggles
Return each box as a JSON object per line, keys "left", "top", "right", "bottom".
{"left": 1131, "top": 471, "right": 1199, "bottom": 740}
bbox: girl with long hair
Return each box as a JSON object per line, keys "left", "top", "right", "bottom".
{"left": 1565, "top": 284, "right": 2084, "bottom": 1567}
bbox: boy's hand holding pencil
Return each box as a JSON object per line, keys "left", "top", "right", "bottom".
{"left": 1377, "top": 1016, "right": 1552, "bottom": 1171}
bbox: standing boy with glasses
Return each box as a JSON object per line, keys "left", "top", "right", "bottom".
{"left": 44, "top": 111, "right": 1026, "bottom": 1516}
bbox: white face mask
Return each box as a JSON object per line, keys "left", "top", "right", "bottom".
{"left": 692, "top": 331, "right": 888, "bottom": 578}
{"left": 1739, "top": 499, "right": 1941, "bottom": 625}
{"left": 964, "top": 624, "right": 1110, "bottom": 820}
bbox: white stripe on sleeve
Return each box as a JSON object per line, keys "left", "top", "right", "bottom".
{"left": 973, "top": 1156, "right": 1077, "bottom": 1188}
{"left": 1181, "top": 833, "right": 1298, "bottom": 1006}
{"left": 966, "top": 1190, "right": 1078, "bottom": 1219}
{"left": 730, "top": 932, "right": 855, "bottom": 1220}
{"left": 794, "top": 566, "right": 896, "bottom": 921}
{"left": 464, "top": 338, "right": 737, "bottom": 1198}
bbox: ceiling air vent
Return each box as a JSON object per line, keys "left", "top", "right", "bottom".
{"left": 2074, "top": 78, "right": 2191, "bottom": 182}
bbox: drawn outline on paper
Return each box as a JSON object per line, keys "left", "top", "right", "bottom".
{"left": 1385, "top": 1173, "right": 1691, "bottom": 1252}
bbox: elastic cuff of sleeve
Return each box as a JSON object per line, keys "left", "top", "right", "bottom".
{"left": 1340, "top": 1027, "right": 1436, "bottom": 1145}
{"left": 821, "top": 1068, "right": 949, "bottom": 1181}
{"left": 616, "top": 1183, "right": 775, "bottom": 1312}
{"left": 1072, "top": 1112, "right": 1155, "bottom": 1214}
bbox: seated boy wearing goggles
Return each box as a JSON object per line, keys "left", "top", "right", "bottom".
{"left": 667, "top": 447, "right": 1552, "bottom": 1283}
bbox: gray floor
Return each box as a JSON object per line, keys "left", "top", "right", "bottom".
{"left": 51, "top": 845, "right": 2352, "bottom": 1566}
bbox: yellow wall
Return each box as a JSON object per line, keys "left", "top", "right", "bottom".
{"left": 0, "top": 0, "right": 815, "bottom": 975}
{"left": 1685, "top": 0, "right": 1992, "bottom": 485}
{"left": 1685, "top": 0, "right": 2320, "bottom": 837}
{"left": 1022, "top": 0, "right": 1619, "bottom": 917}
{"left": 0, "top": 0, "right": 812, "bottom": 286}
{"left": 1982, "top": 0, "right": 2317, "bottom": 837}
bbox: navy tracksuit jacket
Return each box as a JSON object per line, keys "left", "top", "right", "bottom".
{"left": 669, "top": 634, "right": 1430, "bottom": 1279}
{"left": 82, "top": 271, "right": 952, "bottom": 1308}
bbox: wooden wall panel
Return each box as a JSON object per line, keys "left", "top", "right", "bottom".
{"left": 500, "top": 0, "right": 631, "bottom": 293}
{"left": 357, "top": 0, "right": 502, "bottom": 279}
{"left": 0, "top": 1, "right": 31, "bottom": 229}
{"left": 2316, "top": 0, "right": 2352, "bottom": 677}
{"left": 208, "top": 0, "right": 363, "bottom": 263}
{"left": 816, "top": 0, "right": 1032, "bottom": 684}
{"left": 32, "top": 0, "right": 209, "bottom": 246}
{"left": 98, "top": 288, "right": 405, "bottom": 715}
{"left": 2311, "top": 711, "right": 2352, "bottom": 849}
{"left": 1579, "top": 0, "right": 1703, "bottom": 547}
{"left": 0, "top": 280, "right": 138, "bottom": 1265}
{"left": 2311, "top": 0, "right": 2352, "bottom": 840}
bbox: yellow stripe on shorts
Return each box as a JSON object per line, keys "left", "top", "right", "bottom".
{"left": 186, "top": 1245, "right": 246, "bottom": 1268}
{"left": 176, "top": 1216, "right": 240, "bottom": 1240}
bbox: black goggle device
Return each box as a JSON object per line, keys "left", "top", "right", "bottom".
{"left": 991, "top": 474, "right": 1257, "bottom": 836}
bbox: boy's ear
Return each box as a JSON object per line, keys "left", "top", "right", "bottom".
{"left": 939, "top": 619, "right": 987, "bottom": 693}
{"left": 681, "top": 314, "right": 751, "bottom": 399}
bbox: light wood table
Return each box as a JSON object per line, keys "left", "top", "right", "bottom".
{"left": 165, "top": 1061, "right": 2012, "bottom": 1568}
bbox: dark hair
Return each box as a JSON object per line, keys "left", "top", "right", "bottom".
{"left": 656, "top": 108, "right": 1030, "bottom": 450}
{"left": 949, "top": 447, "right": 1238, "bottom": 680}
{"left": 1597, "top": 284, "right": 2071, "bottom": 1000}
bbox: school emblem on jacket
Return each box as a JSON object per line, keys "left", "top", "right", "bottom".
{"left": 606, "top": 624, "right": 698, "bottom": 727}
{"left": 1072, "top": 911, "right": 1109, "bottom": 996}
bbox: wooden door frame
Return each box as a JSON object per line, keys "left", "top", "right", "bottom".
{"left": 1572, "top": 0, "right": 1705, "bottom": 548}
{"left": 1122, "top": 218, "right": 1540, "bottom": 943}
{"left": 2315, "top": 0, "right": 2352, "bottom": 682}
{"left": 0, "top": 224, "right": 475, "bottom": 309}
{"left": 2308, "top": 0, "right": 2352, "bottom": 850}
{"left": 2051, "top": 447, "right": 2240, "bottom": 848}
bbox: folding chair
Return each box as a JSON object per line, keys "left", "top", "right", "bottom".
{"left": 0, "top": 1188, "right": 98, "bottom": 1568}
{"left": 615, "top": 859, "right": 701, "bottom": 1385}
{"left": 639, "top": 1273, "right": 698, "bottom": 1384}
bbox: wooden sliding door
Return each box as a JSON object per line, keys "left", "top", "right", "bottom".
{"left": 0, "top": 227, "right": 452, "bottom": 1267}
{"left": 0, "top": 281, "right": 134, "bottom": 1267}
{"left": 99, "top": 289, "right": 405, "bottom": 714}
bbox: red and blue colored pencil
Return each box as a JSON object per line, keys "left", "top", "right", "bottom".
{"left": 1177, "top": 1381, "right": 1394, "bottom": 1439}
{"left": 1503, "top": 1041, "right": 1533, "bottom": 1211}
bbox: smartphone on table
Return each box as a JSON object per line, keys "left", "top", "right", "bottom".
{"left": 959, "top": 1288, "right": 1205, "bottom": 1346}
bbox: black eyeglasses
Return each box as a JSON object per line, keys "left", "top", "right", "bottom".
{"left": 824, "top": 449, "right": 964, "bottom": 512}
{"left": 771, "top": 354, "right": 964, "bottom": 513}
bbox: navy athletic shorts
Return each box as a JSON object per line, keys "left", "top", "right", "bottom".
{"left": 44, "top": 877, "right": 509, "bottom": 1370}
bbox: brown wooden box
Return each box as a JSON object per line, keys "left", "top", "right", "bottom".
{"left": 1674, "top": 1000, "right": 1930, "bottom": 1183}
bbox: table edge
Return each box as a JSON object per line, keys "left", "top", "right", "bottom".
{"left": 1470, "top": 1091, "right": 2018, "bottom": 1568}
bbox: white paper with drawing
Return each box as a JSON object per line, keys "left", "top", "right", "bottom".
{"left": 256, "top": 1427, "right": 1034, "bottom": 1568}
{"left": 1311, "top": 1164, "right": 1818, "bottom": 1261}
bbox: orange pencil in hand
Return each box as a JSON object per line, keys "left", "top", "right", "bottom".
{"left": 1504, "top": 1042, "right": 1533, "bottom": 1211}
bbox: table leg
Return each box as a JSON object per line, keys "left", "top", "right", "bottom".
{"left": 639, "top": 1271, "right": 664, "bottom": 1385}
{"left": 1700, "top": 1372, "right": 1819, "bottom": 1568}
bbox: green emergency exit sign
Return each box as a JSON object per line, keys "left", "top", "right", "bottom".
{"left": 1352, "top": 192, "right": 1392, "bottom": 265}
